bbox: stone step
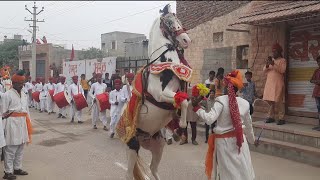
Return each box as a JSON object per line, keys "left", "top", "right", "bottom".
{"left": 249, "top": 137, "right": 320, "bottom": 167}
{"left": 252, "top": 111, "right": 319, "bottom": 126}
{"left": 253, "top": 120, "right": 320, "bottom": 149}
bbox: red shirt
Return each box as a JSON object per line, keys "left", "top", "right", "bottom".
{"left": 311, "top": 68, "right": 320, "bottom": 97}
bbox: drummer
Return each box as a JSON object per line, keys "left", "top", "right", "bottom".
{"left": 55, "top": 75, "right": 68, "bottom": 118}
{"left": 68, "top": 75, "right": 84, "bottom": 124}
{"left": 34, "top": 77, "right": 41, "bottom": 110}
{"left": 35, "top": 77, "right": 45, "bottom": 112}
{"left": 44, "top": 77, "right": 56, "bottom": 115}
{"left": 89, "top": 73, "right": 109, "bottom": 130}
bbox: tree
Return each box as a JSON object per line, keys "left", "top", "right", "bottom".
{"left": 79, "top": 47, "right": 106, "bottom": 60}
{"left": 0, "top": 40, "right": 28, "bottom": 68}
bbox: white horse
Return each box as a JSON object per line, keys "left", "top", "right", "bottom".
{"left": 123, "top": 4, "right": 192, "bottom": 180}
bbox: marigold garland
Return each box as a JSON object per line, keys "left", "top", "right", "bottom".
{"left": 192, "top": 83, "right": 210, "bottom": 97}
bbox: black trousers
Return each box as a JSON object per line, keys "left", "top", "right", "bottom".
{"left": 250, "top": 103, "right": 254, "bottom": 115}
{"left": 205, "top": 123, "right": 214, "bottom": 141}
{"left": 83, "top": 90, "right": 88, "bottom": 99}
{"left": 182, "top": 122, "right": 197, "bottom": 141}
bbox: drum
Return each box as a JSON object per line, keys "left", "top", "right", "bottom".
{"left": 32, "top": 91, "right": 40, "bottom": 102}
{"left": 48, "top": 89, "right": 54, "bottom": 100}
{"left": 53, "top": 91, "right": 71, "bottom": 108}
{"left": 96, "top": 92, "right": 111, "bottom": 112}
{"left": 73, "top": 94, "right": 88, "bottom": 111}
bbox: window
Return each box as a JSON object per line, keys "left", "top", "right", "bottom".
{"left": 213, "top": 32, "right": 223, "bottom": 43}
{"left": 101, "top": 43, "right": 106, "bottom": 50}
{"left": 111, "top": 41, "right": 116, "bottom": 50}
{"left": 236, "top": 45, "right": 249, "bottom": 69}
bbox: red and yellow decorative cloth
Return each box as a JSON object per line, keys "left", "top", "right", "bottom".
{"left": 150, "top": 62, "right": 192, "bottom": 82}
{"left": 116, "top": 69, "right": 144, "bottom": 143}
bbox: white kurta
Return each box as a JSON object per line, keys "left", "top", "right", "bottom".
{"left": 196, "top": 95, "right": 255, "bottom": 180}
{"left": 120, "top": 84, "right": 132, "bottom": 114}
{"left": 109, "top": 89, "right": 126, "bottom": 133}
{"left": 89, "top": 82, "right": 108, "bottom": 126}
{"left": 44, "top": 83, "right": 56, "bottom": 113}
{"left": 68, "top": 83, "right": 84, "bottom": 121}
{"left": 2, "top": 89, "right": 30, "bottom": 145}
{"left": 24, "top": 82, "right": 34, "bottom": 107}
{"left": 54, "top": 82, "right": 69, "bottom": 116}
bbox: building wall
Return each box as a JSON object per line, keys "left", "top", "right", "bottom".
{"left": 124, "top": 36, "right": 148, "bottom": 58}
{"left": 248, "top": 23, "right": 287, "bottom": 96}
{"left": 176, "top": 1, "right": 250, "bottom": 30}
{"left": 181, "top": 4, "right": 251, "bottom": 85}
{"left": 101, "top": 32, "right": 145, "bottom": 57}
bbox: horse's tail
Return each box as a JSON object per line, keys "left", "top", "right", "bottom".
{"left": 133, "top": 155, "right": 150, "bottom": 180}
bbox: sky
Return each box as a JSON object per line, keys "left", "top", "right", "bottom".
{"left": 0, "top": 1, "right": 176, "bottom": 50}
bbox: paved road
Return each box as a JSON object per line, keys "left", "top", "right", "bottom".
{"left": 1, "top": 108, "right": 319, "bottom": 180}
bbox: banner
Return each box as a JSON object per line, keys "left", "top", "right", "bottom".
{"left": 62, "top": 57, "right": 117, "bottom": 85}
{"left": 85, "top": 57, "right": 117, "bottom": 80}
{"left": 62, "top": 60, "right": 86, "bottom": 85}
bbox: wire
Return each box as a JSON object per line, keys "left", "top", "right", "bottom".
{"left": 71, "top": 2, "right": 172, "bottom": 32}
{"left": 44, "top": 2, "right": 94, "bottom": 19}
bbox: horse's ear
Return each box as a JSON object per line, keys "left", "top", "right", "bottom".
{"left": 160, "top": 4, "right": 171, "bottom": 16}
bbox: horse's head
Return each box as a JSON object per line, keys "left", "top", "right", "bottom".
{"left": 159, "top": 4, "right": 191, "bottom": 49}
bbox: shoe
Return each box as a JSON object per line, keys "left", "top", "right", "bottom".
{"left": 93, "top": 125, "right": 97, "bottom": 129}
{"left": 192, "top": 140, "right": 199, "bottom": 145}
{"left": 57, "top": 114, "right": 62, "bottom": 118}
{"left": 13, "top": 169, "right": 28, "bottom": 175}
{"left": 110, "top": 133, "right": 115, "bottom": 138}
{"left": 61, "top": 116, "right": 66, "bottom": 119}
{"left": 70, "top": 118, "right": 74, "bottom": 123}
{"left": 39, "top": 110, "right": 42, "bottom": 113}
{"left": 103, "top": 126, "right": 109, "bottom": 131}
{"left": 167, "top": 139, "right": 172, "bottom": 145}
{"left": 265, "top": 118, "right": 275, "bottom": 123}
{"left": 205, "top": 140, "right": 208, "bottom": 143}
{"left": 78, "top": 121, "right": 83, "bottom": 124}
{"left": 48, "top": 112, "right": 51, "bottom": 115}
{"left": 277, "top": 120, "right": 286, "bottom": 125}
{"left": 172, "top": 132, "right": 180, "bottom": 142}
{"left": 179, "top": 140, "right": 188, "bottom": 145}
{"left": 3, "top": 173, "right": 16, "bottom": 179}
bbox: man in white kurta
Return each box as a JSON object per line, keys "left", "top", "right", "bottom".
{"left": 54, "top": 76, "right": 68, "bottom": 118}
{"left": 2, "top": 71, "right": 31, "bottom": 179}
{"left": 120, "top": 73, "right": 134, "bottom": 114}
{"left": 109, "top": 79, "right": 126, "bottom": 138}
{"left": 38, "top": 77, "right": 47, "bottom": 113}
{"left": 44, "top": 77, "right": 56, "bottom": 114}
{"left": 68, "top": 75, "right": 84, "bottom": 123}
{"left": 192, "top": 70, "right": 255, "bottom": 180}
{"left": 89, "top": 73, "right": 108, "bottom": 130}
{"left": 24, "top": 76, "right": 33, "bottom": 108}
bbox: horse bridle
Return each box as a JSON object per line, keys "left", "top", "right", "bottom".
{"left": 160, "top": 13, "right": 187, "bottom": 47}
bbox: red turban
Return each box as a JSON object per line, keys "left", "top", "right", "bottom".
{"left": 11, "top": 74, "right": 25, "bottom": 83}
{"left": 95, "top": 73, "right": 102, "bottom": 78}
{"left": 272, "top": 43, "right": 283, "bottom": 53}
{"left": 114, "top": 79, "right": 122, "bottom": 85}
{"left": 60, "top": 76, "right": 66, "bottom": 80}
{"left": 126, "top": 73, "right": 134, "bottom": 78}
{"left": 72, "top": 76, "right": 78, "bottom": 80}
{"left": 49, "top": 77, "right": 54, "bottom": 81}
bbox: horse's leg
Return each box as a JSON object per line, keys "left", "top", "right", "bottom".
{"left": 126, "top": 148, "right": 138, "bottom": 180}
{"left": 150, "top": 136, "right": 165, "bottom": 180}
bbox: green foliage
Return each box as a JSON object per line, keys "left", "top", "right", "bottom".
{"left": 79, "top": 47, "right": 106, "bottom": 60}
{"left": 0, "top": 40, "right": 27, "bottom": 68}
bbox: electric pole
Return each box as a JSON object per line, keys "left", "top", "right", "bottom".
{"left": 25, "top": 1, "right": 44, "bottom": 81}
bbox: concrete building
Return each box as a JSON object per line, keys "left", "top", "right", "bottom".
{"left": 124, "top": 36, "right": 148, "bottom": 59}
{"left": 101, "top": 31, "right": 146, "bottom": 57}
{"left": 230, "top": 1, "right": 320, "bottom": 166}
{"left": 176, "top": 1, "right": 250, "bottom": 85}
{"left": 18, "top": 43, "right": 82, "bottom": 81}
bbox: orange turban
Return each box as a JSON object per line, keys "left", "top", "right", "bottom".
{"left": 11, "top": 70, "right": 26, "bottom": 83}
{"left": 225, "top": 70, "right": 243, "bottom": 90}
{"left": 272, "top": 43, "right": 283, "bottom": 53}
{"left": 72, "top": 75, "right": 78, "bottom": 80}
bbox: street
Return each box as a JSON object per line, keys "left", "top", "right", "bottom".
{"left": 1, "top": 108, "right": 319, "bottom": 180}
